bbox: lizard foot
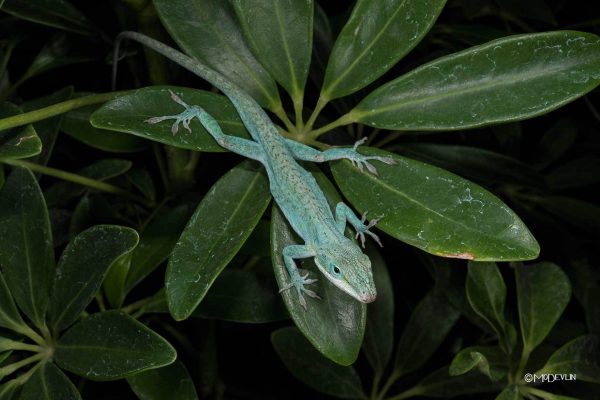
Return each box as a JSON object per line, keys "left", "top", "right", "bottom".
{"left": 279, "top": 272, "right": 321, "bottom": 310}
{"left": 347, "top": 138, "right": 398, "bottom": 175}
{"left": 144, "top": 90, "right": 200, "bottom": 136}
{"left": 354, "top": 211, "right": 384, "bottom": 248}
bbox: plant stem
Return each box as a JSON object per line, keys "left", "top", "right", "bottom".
{"left": 304, "top": 95, "right": 329, "bottom": 133}
{"left": 2, "top": 159, "right": 154, "bottom": 208}
{"left": 0, "top": 91, "right": 130, "bottom": 132}
{"left": 0, "top": 352, "right": 45, "bottom": 379}
{"left": 514, "top": 344, "right": 532, "bottom": 383}
{"left": 272, "top": 103, "right": 296, "bottom": 133}
{"left": 386, "top": 387, "right": 422, "bottom": 400}
{"left": 293, "top": 94, "right": 305, "bottom": 131}
{"left": 122, "top": 295, "right": 155, "bottom": 315}
{"left": 0, "top": 338, "right": 43, "bottom": 353}
{"left": 308, "top": 113, "right": 354, "bottom": 140}
{"left": 375, "top": 370, "right": 401, "bottom": 400}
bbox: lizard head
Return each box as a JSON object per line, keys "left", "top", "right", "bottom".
{"left": 314, "top": 240, "right": 377, "bottom": 303}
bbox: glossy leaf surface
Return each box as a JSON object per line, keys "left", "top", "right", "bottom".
{"left": 20, "top": 362, "right": 81, "bottom": 400}
{"left": 127, "top": 360, "right": 198, "bottom": 400}
{"left": 0, "top": 103, "right": 41, "bottom": 161}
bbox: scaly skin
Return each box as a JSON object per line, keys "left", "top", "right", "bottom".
{"left": 118, "top": 32, "right": 396, "bottom": 309}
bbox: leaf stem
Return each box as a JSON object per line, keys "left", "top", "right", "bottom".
{"left": 0, "top": 91, "right": 131, "bottom": 132}
{"left": 272, "top": 103, "right": 296, "bottom": 133}
{"left": 2, "top": 159, "right": 154, "bottom": 208}
{"left": 0, "top": 352, "right": 45, "bottom": 379}
{"left": 304, "top": 95, "right": 329, "bottom": 133}
{"left": 0, "top": 338, "right": 43, "bottom": 353}
{"left": 514, "top": 344, "right": 532, "bottom": 383}
{"left": 374, "top": 370, "right": 401, "bottom": 400}
{"left": 293, "top": 95, "right": 305, "bottom": 131}
{"left": 308, "top": 113, "right": 354, "bottom": 140}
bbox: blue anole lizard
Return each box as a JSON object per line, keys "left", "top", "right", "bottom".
{"left": 115, "top": 32, "right": 396, "bottom": 308}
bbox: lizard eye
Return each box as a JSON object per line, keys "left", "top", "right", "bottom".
{"left": 333, "top": 266, "right": 341, "bottom": 275}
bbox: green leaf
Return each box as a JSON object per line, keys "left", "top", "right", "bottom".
{"left": 153, "top": 0, "right": 281, "bottom": 109}
{"left": 125, "top": 201, "right": 194, "bottom": 293}
{"left": 351, "top": 31, "right": 600, "bottom": 130}
{"left": 125, "top": 168, "right": 156, "bottom": 202}
{"left": 44, "top": 158, "right": 132, "bottom": 207}
{"left": 531, "top": 119, "right": 578, "bottom": 169}
{"left": 91, "top": 86, "right": 249, "bottom": 152}
{"left": 102, "top": 251, "right": 131, "bottom": 309}
{"left": 270, "top": 171, "right": 366, "bottom": 366}
{"left": 232, "top": 0, "right": 313, "bottom": 100}
{"left": 545, "top": 157, "right": 600, "bottom": 189}
{"left": 394, "top": 289, "right": 460, "bottom": 377}
{"left": 62, "top": 102, "right": 148, "bottom": 153}
{"left": 449, "top": 345, "right": 507, "bottom": 381}
{"left": 0, "top": 272, "right": 26, "bottom": 332}
{"left": 20, "top": 362, "right": 81, "bottom": 400}
{"left": 0, "top": 103, "right": 41, "bottom": 161}
{"left": 167, "top": 161, "right": 270, "bottom": 320}
{"left": 413, "top": 367, "right": 503, "bottom": 397}
{"left": 55, "top": 311, "right": 176, "bottom": 381}
{"left": 516, "top": 262, "right": 571, "bottom": 352}
{"left": 49, "top": 225, "right": 139, "bottom": 332}
{"left": 0, "top": 167, "right": 54, "bottom": 329}
{"left": 127, "top": 360, "right": 198, "bottom": 400}
{"left": 310, "top": 3, "right": 334, "bottom": 87}
{"left": 0, "top": 379, "right": 21, "bottom": 400}
{"left": 331, "top": 147, "right": 539, "bottom": 261}
{"left": 322, "top": 0, "right": 447, "bottom": 100}
{"left": 1, "top": 0, "right": 94, "bottom": 35}
{"left": 495, "top": 385, "right": 522, "bottom": 400}
{"left": 271, "top": 327, "right": 365, "bottom": 399}
{"left": 466, "top": 262, "right": 514, "bottom": 352}
{"left": 540, "top": 335, "right": 600, "bottom": 383}
{"left": 362, "top": 246, "right": 394, "bottom": 374}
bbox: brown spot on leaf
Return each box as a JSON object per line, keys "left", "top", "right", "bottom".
{"left": 438, "top": 251, "right": 475, "bottom": 260}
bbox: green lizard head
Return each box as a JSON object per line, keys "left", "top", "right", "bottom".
{"left": 314, "top": 240, "right": 377, "bottom": 303}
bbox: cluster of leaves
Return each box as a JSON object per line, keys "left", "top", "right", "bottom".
{"left": 0, "top": 0, "right": 599, "bottom": 399}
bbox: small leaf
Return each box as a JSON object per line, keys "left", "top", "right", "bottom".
{"left": 127, "top": 360, "right": 198, "bottom": 400}
{"left": 62, "top": 102, "right": 148, "bottom": 153}
{"left": 531, "top": 119, "right": 578, "bottom": 169}
{"left": 540, "top": 335, "right": 600, "bottom": 383}
{"left": 495, "top": 385, "right": 522, "bottom": 400}
{"left": 322, "top": 0, "right": 447, "bottom": 100}
{"left": 0, "top": 167, "right": 54, "bottom": 329}
{"left": 0, "top": 272, "right": 26, "bottom": 332}
{"left": 466, "top": 262, "right": 514, "bottom": 352}
{"left": 271, "top": 171, "right": 366, "bottom": 366}
{"left": 55, "top": 311, "right": 176, "bottom": 381}
{"left": 102, "top": 251, "right": 131, "bottom": 309}
{"left": 413, "top": 367, "right": 503, "bottom": 397}
{"left": 153, "top": 0, "right": 281, "bottom": 109}
{"left": 20, "top": 362, "right": 81, "bottom": 400}
{"left": 516, "top": 262, "right": 571, "bottom": 352}
{"left": 272, "top": 327, "right": 365, "bottom": 399}
{"left": 351, "top": 31, "right": 600, "bottom": 130}
{"left": 125, "top": 201, "right": 194, "bottom": 293}
{"left": 49, "top": 225, "right": 139, "bottom": 332}
{"left": 0, "top": 102, "right": 41, "bottom": 161}
{"left": 449, "top": 345, "right": 507, "bottom": 381}
{"left": 232, "top": 0, "right": 313, "bottom": 100}
{"left": 91, "top": 86, "right": 249, "bottom": 152}
{"left": 331, "top": 147, "right": 539, "bottom": 261}
{"left": 394, "top": 289, "right": 460, "bottom": 377}
{"left": 167, "top": 161, "right": 271, "bottom": 320}
{"left": 1, "top": 0, "right": 94, "bottom": 35}
{"left": 362, "top": 246, "right": 394, "bottom": 374}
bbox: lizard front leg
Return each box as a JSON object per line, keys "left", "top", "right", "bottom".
{"left": 278, "top": 244, "right": 320, "bottom": 309}
{"left": 284, "top": 137, "right": 396, "bottom": 175}
{"left": 335, "top": 202, "right": 383, "bottom": 248}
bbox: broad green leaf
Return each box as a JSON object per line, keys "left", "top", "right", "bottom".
{"left": 125, "top": 201, "right": 194, "bottom": 293}
{"left": 397, "top": 143, "right": 544, "bottom": 187}
{"left": 466, "top": 262, "right": 514, "bottom": 352}
{"left": 271, "top": 171, "right": 366, "bottom": 366}
{"left": 62, "top": 102, "right": 148, "bottom": 153}
{"left": 545, "top": 157, "right": 600, "bottom": 189}
{"left": 127, "top": 360, "right": 198, "bottom": 400}
{"left": 495, "top": 385, "right": 522, "bottom": 400}
{"left": 394, "top": 289, "right": 460, "bottom": 377}
{"left": 91, "top": 86, "right": 249, "bottom": 152}
{"left": 146, "top": 268, "right": 288, "bottom": 324}
{"left": 331, "top": 147, "right": 539, "bottom": 261}
{"left": 412, "top": 367, "right": 503, "bottom": 397}
{"left": 44, "top": 159, "right": 132, "bottom": 207}
{"left": 153, "top": 0, "right": 281, "bottom": 109}
{"left": 449, "top": 345, "right": 507, "bottom": 381}
{"left": 232, "top": 0, "right": 313, "bottom": 100}
{"left": 351, "top": 31, "right": 600, "bottom": 130}
{"left": 0, "top": 103, "right": 41, "bottom": 161}
{"left": 0, "top": 167, "right": 54, "bottom": 329}
{"left": 55, "top": 311, "right": 176, "bottom": 380}
{"left": 322, "top": 0, "right": 447, "bottom": 100}
{"left": 310, "top": 3, "right": 333, "bottom": 87}
{"left": 516, "top": 262, "right": 571, "bottom": 352}
{"left": 49, "top": 225, "right": 139, "bottom": 332}
{"left": 20, "top": 362, "right": 81, "bottom": 400}
{"left": 539, "top": 335, "right": 600, "bottom": 383}
{"left": 1, "top": 0, "right": 94, "bottom": 35}
{"left": 0, "top": 272, "right": 26, "bottom": 332}
{"left": 362, "top": 246, "right": 394, "bottom": 374}
{"left": 167, "top": 161, "right": 270, "bottom": 320}
{"left": 272, "top": 327, "right": 365, "bottom": 399}
{"left": 22, "top": 86, "right": 73, "bottom": 167}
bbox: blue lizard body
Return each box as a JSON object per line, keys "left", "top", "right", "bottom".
{"left": 119, "top": 31, "right": 395, "bottom": 308}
